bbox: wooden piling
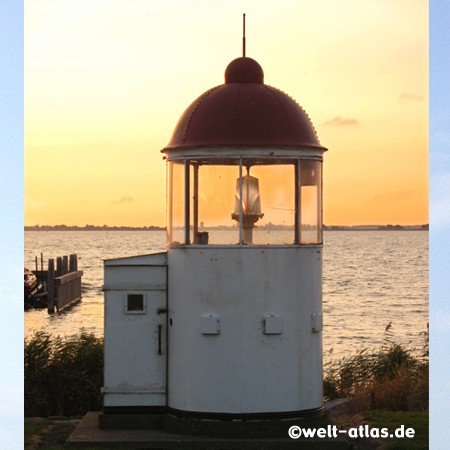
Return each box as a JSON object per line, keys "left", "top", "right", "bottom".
{"left": 41, "top": 253, "right": 44, "bottom": 288}
{"left": 56, "top": 257, "right": 62, "bottom": 277}
{"left": 62, "top": 255, "right": 68, "bottom": 274}
{"left": 47, "top": 259, "right": 55, "bottom": 314}
{"left": 69, "top": 254, "right": 77, "bottom": 272}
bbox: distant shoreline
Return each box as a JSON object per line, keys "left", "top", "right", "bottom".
{"left": 24, "top": 225, "right": 166, "bottom": 231}
{"left": 24, "top": 224, "right": 429, "bottom": 231}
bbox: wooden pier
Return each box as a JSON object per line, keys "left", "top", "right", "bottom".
{"left": 30, "top": 254, "right": 83, "bottom": 313}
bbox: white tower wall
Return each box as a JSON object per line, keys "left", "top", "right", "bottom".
{"left": 167, "top": 246, "right": 323, "bottom": 415}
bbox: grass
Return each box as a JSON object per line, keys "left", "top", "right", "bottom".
{"left": 24, "top": 420, "right": 52, "bottom": 448}
{"left": 25, "top": 331, "right": 104, "bottom": 417}
{"left": 25, "top": 419, "right": 102, "bottom": 449}
{"left": 361, "top": 410, "right": 428, "bottom": 449}
{"left": 323, "top": 325, "right": 429, "bottom": 412}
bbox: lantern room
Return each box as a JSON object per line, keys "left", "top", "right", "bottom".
{"left": 163, "top": 56, "right": 325, "bottom": 247}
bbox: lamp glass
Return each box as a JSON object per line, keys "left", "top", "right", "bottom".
{"left": 234, "top": 174, "right": 262, "bottom": 215}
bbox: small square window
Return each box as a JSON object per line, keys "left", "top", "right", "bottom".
{"left": 128, "top": 294, "right": 144, "bottom": 311}
{"left": 124, "top": 293, "right": 146, "bottom": 314}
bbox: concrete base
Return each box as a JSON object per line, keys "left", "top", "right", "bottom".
{"left": 67, "top": 411, "right": 350, "bottom": 449}
{"left": 99, "top": 410, "right": 329, "bottom": 438}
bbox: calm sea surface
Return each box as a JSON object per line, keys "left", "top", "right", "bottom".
{"left": 24, "top": 230, "right": 428, "bottom": 360}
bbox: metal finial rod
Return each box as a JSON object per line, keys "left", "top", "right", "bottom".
{"left": 243, "top": 13, "right": 246, "bottom": 57}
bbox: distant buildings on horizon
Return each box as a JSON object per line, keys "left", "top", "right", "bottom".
{"left": 24, "top": 224, "right": 166, "bottom": 231}
{"left": 324, "top": 224, "right": 429, "bottom": 231}
{"left": 24, "top": 223, "right": 429, "bottom": 231}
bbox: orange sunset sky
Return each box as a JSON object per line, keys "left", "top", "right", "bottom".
{"left": 24, "top": 0, "right": 428, "bottom": 228}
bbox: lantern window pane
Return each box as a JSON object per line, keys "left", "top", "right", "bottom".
{"left": 190, "top": 161, "right": 240, "bottom": 245}
{"left": 241, "top": 160, "right": 295, "bottom": 245}
{"left": 168, "top": 161, "right": 185, "bottom": 245}
{"left": 300, "top": 160, "right": 322, "bottom": 244}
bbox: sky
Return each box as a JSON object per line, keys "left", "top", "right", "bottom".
{"left": 1, "top": 0, "right": 449, "bottom": 448}
{"left": 24, "top": 0, "right": 428, "bottom": 227}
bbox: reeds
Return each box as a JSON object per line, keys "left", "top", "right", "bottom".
{"left": 323, "top": 324, "right": 429, "bottom": 412}
{"left": 25, "top": 325, "right": 429, "bottom": 418}
{"left": 24, "top": 331, "right": 104, "bottom": 417}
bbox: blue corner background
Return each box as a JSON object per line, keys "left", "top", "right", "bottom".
{"left": 429, "top": 2, "right": 450, "bottom": 449}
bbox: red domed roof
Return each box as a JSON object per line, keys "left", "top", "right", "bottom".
{"left": 225, "top": 57, "right": 264, "bottom": 84}
{"left": 164, "top": 57, "right": 325, "bottom": 150}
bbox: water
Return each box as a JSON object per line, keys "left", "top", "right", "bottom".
{"left": 322, "top": 231, "right": 428, "bottom": 359}
{"left": 24, "top": 230, "right": 428, "bottom": 360}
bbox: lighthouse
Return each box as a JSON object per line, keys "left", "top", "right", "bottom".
{"left": 101, "top": 25, "right": 327, "bottom": 430}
